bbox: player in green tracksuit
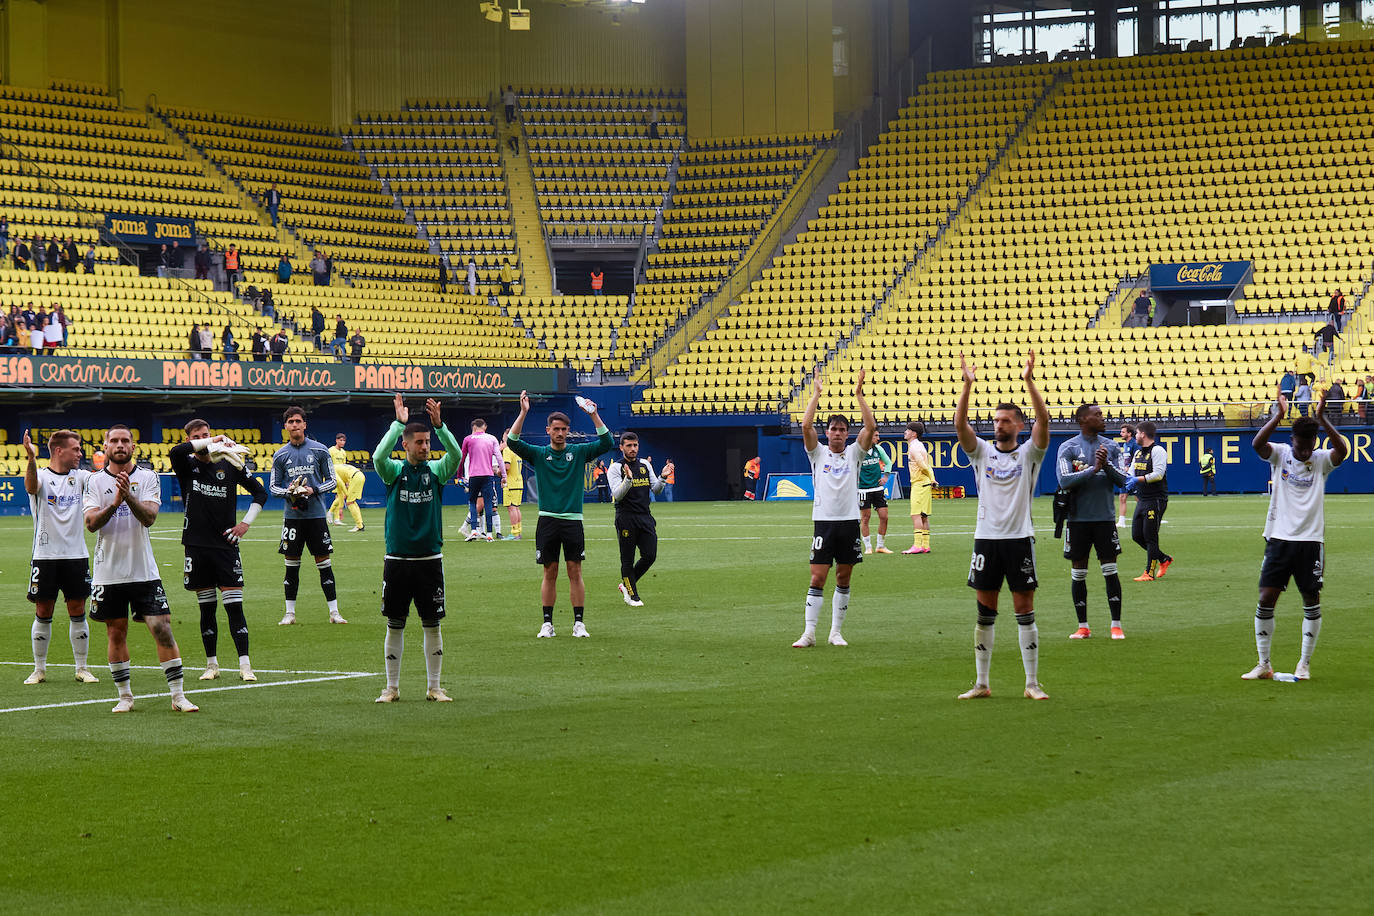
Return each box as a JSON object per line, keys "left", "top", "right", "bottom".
{"left": 371, "top": 394, "right": 463, "bottom": 704}
{"left": 506, "top": 390, "right": 615, "bottom": 639}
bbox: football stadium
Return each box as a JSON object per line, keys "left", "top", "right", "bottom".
{"left": 1, "top": 0, "right": 1373, "bottom": 911}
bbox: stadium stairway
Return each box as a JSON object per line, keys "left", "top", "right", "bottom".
{"left": 494, "top": 106, "right": 553, "bottom": 296}
{"left": 152, "top": 111, "right": 317, "bottom": 276}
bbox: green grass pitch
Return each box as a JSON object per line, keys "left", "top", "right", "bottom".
{"left": 1, "top": 494, "right": 1372, "bottom": 914}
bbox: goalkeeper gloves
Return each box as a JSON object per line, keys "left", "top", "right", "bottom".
{"left": 207, "top": 439, "right": 250, "bottom": 469}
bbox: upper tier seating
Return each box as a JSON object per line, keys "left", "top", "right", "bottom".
{"left": 521, "top": 87, "right": 684, "bottom": 241}
{"left": 165, "top": 106, "right": 435, "bottom": 284}
{"left": 624, "top": 134, "right": 831, "bottom": 370}
{"left": 348, "top": 99, "right": 518, "bottom": 294}
{"left": 634, "top": 67, "right": 1053, "bottom": 414}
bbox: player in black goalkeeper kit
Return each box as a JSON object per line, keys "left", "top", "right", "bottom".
{"left": 607, "top": 431, "right": 665, "bottom": 607}
{"left": 169, "top": 420, "right": 266, "bottom": 682}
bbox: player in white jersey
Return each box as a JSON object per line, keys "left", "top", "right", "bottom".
{"left": 22, "top": 428, "right": 98, "bottom": 685}
{"left": 83, "top": 424, "right": 198, "bottom": 713}
{"left": 1244, "top": 388, "right": 1347, "bottom": 681}
{"left": 954, "top": 351, "right": 1050, "bottom": 700}
{"left": 791, "top": 370, "right": 876, "bottom": 648}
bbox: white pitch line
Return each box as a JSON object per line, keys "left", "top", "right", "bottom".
{"left": 0, "top": 661, "right": 373, "bottom": 676}
{"left": 0, "top": 671, "right": 379, "bottom": 714}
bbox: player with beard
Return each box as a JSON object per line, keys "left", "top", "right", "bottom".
{"left": 270, "top": 406, "right": 345, "bottom": 625}
{"left": 22, "top": 428, "right": 98, "bottom": 685}
{"left": 169, "top": 419, "right": 265, "bottom": 682}
{"left": 607, "top": 431, "right": 665, "bottom": 607}
{"left": 83, "top": 425, "right": 198, "bottom": 712}
{"left": 1243, "top": 387, "right": 1347, "bottom": 680}
{"left": 955, "top": 351, "right": 1050, "bottom": 700}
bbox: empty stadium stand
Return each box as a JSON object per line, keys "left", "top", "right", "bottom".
{"left": 623, "top": 133, "right": 832, "bottom": 370}
{"left": 633, "top": 40, "right": 1374, "bottom": 421}
{"left": 164, "top": 106, "right": 436, "bottom": 284}
{"left": 348, "top": 100, "right": 518, "bottom": 295}
{"left": 522, "top": 87, "right": 684, "bottom": 241}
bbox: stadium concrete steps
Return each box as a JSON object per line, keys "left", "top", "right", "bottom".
{"left": 782, "top": 72, "right": 1072, "bottom": 419}
{"left": 494, "top": 112, "right": 553, "bottom": 297}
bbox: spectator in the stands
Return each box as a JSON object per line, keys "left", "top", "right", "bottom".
{"left": 12, "top": 237, "right": 30, "bottom": 270}
{"left": 277, "top": 254, "right": 292, "bottom": 284}
{"left": 332, "top": 315, "right": 347, "bottom": 357}
{"left": 42, "top": 308, "right": 63, "bottom": 354}
{"left": 648, "top": 104, "right": 661, "bottom": 140}
{"left": 503, "top": 85, "right": 518, "bottom": 124}
{"left": 1294, "top": 377, "right": 1313, "bottom": 418}
{"left": 52, "top": 303, "right": 70, "bottom": 346}
{"left": 20, "top": 302, "right": 36, "bottom": 337}
{"left": 311, "top": 305, "right": 326, "bottom": 347}
{"left": 1325, "top": 378, "right": 1345, "bottom": 423}
{"left": 1328, "top": 289, "right": 1347, "bottom": 331}
{"left": 2, "top": 312, "right": 18, "bottom": 353}
{"left": 1315, "top": 321, "right": 1341, "bottom": 364}
{"left": 62, "top": 237, "right": 77, "bottom": 272}
{"left": 190, "top": 324, "right": 204, "bottom": 360}
{"left": 33, "top": 306, "right": 48, "bottom": 353}
{"left": 311, "top": 252, "right": 328, "bottom": 286}
{"left": 194, "top": 243, "right": 211, "bottom": 280}
{"left": 222, "top": 325, "right": 238, "bottom": 361}
{"left": 158, "top": 244, "right": 173, "bottom": 278}
{"left": 224, "top": 244, "right": 241, "bottom": 289}
{"left": 0, "top": 215, "right": 8, "bottom": 257}
{"left": 466, "top": 258, "right": 478, "bottom": 296}
{"left": 199, "top": 324, "right": 214, "bottom": 360}
{"left": 324, "top": 251, "right": 333, "bottom": 282}
{"left": 260, "top": 288, "right": 275, "bottom": 318}
{"left": 499, "top": 259, "right": 514, "bottom": 295}
{"left": 83, "top": 244, "right": 96, "bottom": 274}
{"left": 1360, "top": 377, "right": 1373, "bottom": 423}
{"left": 46, "top": 238, "right": 62, "bottom": 274}
{"left": 270, "top": 328, "right": 289, "bottom": 362}
{"left": 251, "top": 327, "right": 268, "bottom": 362}
{"left": 439, "top": 253, "right": 449, "bottom": 294}
{"left": 590, "top": 267, "right": 604, "bottom": 296}
{"left": 348, "top": 330, "right": 366, "bottom": 364}
{"left": 266, "top": 182, "right": 282, "bottom": 227}
{"left": 34, "top": 235, "right": 47, "bottom": 271}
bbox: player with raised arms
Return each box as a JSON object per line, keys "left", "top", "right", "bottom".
{"left": 271, "top": 406, "right": 345, "bottom": 626}
{"left": 1244, "top": 386, "right": 1347, "bottom": 680}
{"left": 22, "top": 428, "right": 99, "bottom": 685}
{"left": 505, "top": 392, "right": 614, "bottom": 638}
{"left": 372, "top": 395, "right": 463, "bottom": 703}
{"left": 169, "top": 419, "right": 264, "bottom": 682}
{"left": 954, "top": 351, "right": 1050, "bottom": 700}
{"left": 792, "top": 369, "right": 876, "bottom": 648}
{"left": 83, "top": 425, "right": 198, "bottom": 712}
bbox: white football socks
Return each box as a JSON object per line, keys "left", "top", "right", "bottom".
{"left": 69, "top": 615, "right": 89, "bottom": 669}
{"left": 876, "top": 534, "right": 885, "bottom": 549}
{"left": 161, "top": 657, "right": 186, "bottom": 700}
{"left": 831, "top": 586, "right": 850, "bottom": 636}
{"left": 384, "top": 627, "right": 404, "bottom": 689}
{"left": 110, "top": 660, "right": 133, "bottom": 698}
{"left": 423, "top": 625, "right": 443, "bottom": 690}
{"left": 862, "top": 535, "right": 872, "bottom": 551}
{"left": 31, "top": 616, "right": 51, "bottom": 670}
{"left": 1300, "top": 605, "right": 1321, "bottom": 666}
{"left": 1016, "top": 613, "right": 1039, "bottom": 685}
{"left": 802, "top": 587, "right": 823, "bottom": 637}
{"left": 973, "top": 622, "right": 995, "bottom": 687}
{"left": 1255, "top": 604, "right": 1275, "bottom": 666}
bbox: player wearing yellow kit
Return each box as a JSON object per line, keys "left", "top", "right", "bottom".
{"left": 902, "top": 420, "right": 936, "bottom": 554}
{"left": 502, "top": 431, "right": 523, "bottom": 540}
{"left": 329, "top": 433, "right": 366, "bottom": 532}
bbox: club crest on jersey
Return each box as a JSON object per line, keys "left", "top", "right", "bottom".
{"left": 216, "top": 471, "right": 226, "bottom": 481}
